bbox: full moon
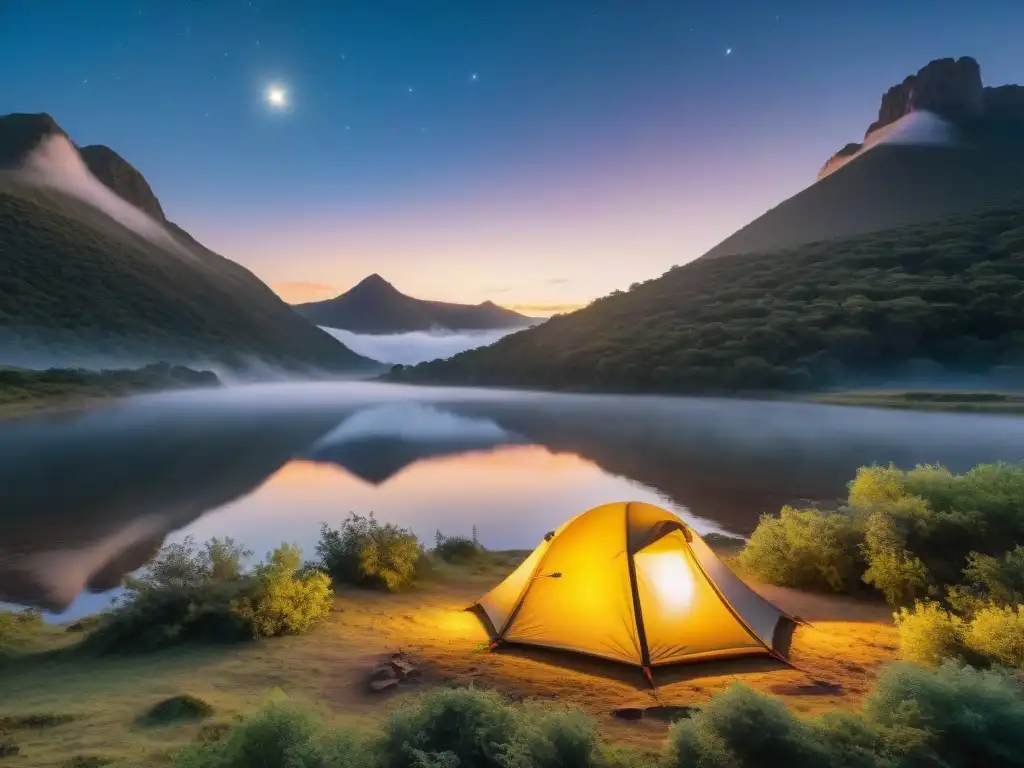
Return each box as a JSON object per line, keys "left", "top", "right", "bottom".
{"left": 265, "top": 85, "right": 288, "bottom": 109}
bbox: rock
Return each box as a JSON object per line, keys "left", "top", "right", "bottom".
{"left": 79, "top": 144, "right": 167, "bottom": 222}
{"left": 984, "top": 85, "right": 1024, "bottom": 123}
{"left": 369, "top": 678, "right": 400, "bottom": 693}
{"left": 370, "top": 665, "right": 398, "bottom": 682}
{"left": 390, "top": 658, "right": 418, "bottom": 677}
{"left": 866, "top": 57, "right": 983, "bottom": 137}
{"left": 0, "top": 112, "right": 68, "bottom": 169}
{"left": 818, "top": 142, "right": 864, "bottom": 180}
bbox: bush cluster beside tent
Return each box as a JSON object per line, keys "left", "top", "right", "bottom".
{"left": 740, "top": 461, "right": 1024, "bottom": 669}
{"left": 174, "top": 662, "right": 1024, "bottom": 768}
{"left": 84, "top": 536, "right": 333, "bottom": 652}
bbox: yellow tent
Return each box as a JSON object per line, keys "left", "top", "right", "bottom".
{"left": 472, "top": 501, "right": 795, "bottom": 681}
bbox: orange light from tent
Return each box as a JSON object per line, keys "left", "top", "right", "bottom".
{"left": 637, "top": 550, "right": 696, "bottom": 617}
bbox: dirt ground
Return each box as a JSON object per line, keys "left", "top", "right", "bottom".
{"left": 0, "top": 556, "right": 899, "bottom": 767}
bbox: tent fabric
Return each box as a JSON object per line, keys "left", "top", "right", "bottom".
{"left": 473, "top": 501, "right": 792, "bottom": 669}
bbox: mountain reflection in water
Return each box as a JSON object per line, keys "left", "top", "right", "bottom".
{"left": 1, "top": 382, "right": 1021, "bottom": 616}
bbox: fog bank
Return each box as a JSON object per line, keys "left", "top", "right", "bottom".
{"left": 320, "top": 326, "right": 521, "bottom": 365}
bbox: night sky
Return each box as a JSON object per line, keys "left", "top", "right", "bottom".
{"left": 3, "top": 1, "right": 1023, "bottom": 314}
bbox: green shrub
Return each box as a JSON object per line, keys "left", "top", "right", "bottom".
{"left": 141, "top": 695, "right": 214, "bottom": 726}
{"left": 124, "top": 536, "right": 252, "bottom": 593}
{"left": 433, "top": 530, "right": 484, "bottom": 564}
{"left": 86, "top": 539, "right": 332, "bottom": 652}
{"left": 380, "top": 687, "right": 606, "bottom": 768}
{"left": 738, "top": 506, "right": 863, "bottom": 592}
{"left": 317, "top": 513, "right": 421, "bottom": 592}
{"left": 742, "top": 462, "right": 1024, "bottom": 614}
{"left": 381, "top": 687, "right": 520, "bottom": 768}
{"left": 173, "top": 696, "right": 370, "bottom": 768}
{"left": 865, "top": 661, "right": 1024, "bottom": 767}
{"left": 663, "top": 683, "right": 822, "bottom": 768}
{"left": 948, "top": 546, "right": 1024, "bottom": 615}
{"left": 83, "top": 579, "right": 254, "bottom": 653}
{"left": 964, "top": 604, "right": 1024, "bottom": 669}
{"left": 234, "top": 544, "right": 334, "bottom": 639}
{"left": 860, "top": 508, "right": 928, "bottom": 607}
{"left": 893, "top": 600, "right": 966, "bottom": 667}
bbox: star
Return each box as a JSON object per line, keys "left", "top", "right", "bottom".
{"left": 725, "top": 48, "right": 733, "bottom": 55}
{"left": 470, "top": 72, "right": 479, "bottom": 81}
{"left": 266, "top": 84, "right": 288, "bottom": 109}
{"left": 408, "top": 87, "right": 414, "bottom": 93}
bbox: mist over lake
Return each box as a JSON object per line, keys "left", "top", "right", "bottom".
{"left": 320, "top": 326, "right": 527, "bottom": 365}
{"left": 2, "top": 381, "right": 1021, "bottom": 619}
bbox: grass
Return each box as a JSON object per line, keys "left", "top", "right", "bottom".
{"left": 810, "top": 389, "right": 1024, "bottom": 414}
{"left": 0, "top": 544, "right": 900, "bottom": 767}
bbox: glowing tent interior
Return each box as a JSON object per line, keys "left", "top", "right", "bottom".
{"left": 471, "top": 501, "right": 796, "bottom": 680}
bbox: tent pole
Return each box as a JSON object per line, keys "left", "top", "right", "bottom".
{"left": 625, "top": 503, "right": 654, "bottom": 675}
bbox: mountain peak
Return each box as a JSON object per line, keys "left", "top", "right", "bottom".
{"left": 79, "top": 144, "right": 167, "bottom": 222}
{"left": 819, "top": 56, "right": 1024, "bottom": 180}
{"left": 0, "top": 112, "right": 68, "bottom": 169}
{"left": 350, "top": 273, "right": 401, "bottom": 297}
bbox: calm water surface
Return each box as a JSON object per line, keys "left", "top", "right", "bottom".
{"left": 2, "top": 381, "right": 1022, "bottom": 619}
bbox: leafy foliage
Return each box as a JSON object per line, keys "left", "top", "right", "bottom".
{"left": 893, "top": 601, "right": 967, "bottom": 668}
{"left": 316, "top": 514, "right": 421, "bottom": 592}
{"left": 172, "top": 696, "right": 372, "bottom": 768}
{"left": 176, "top": 663, "right": 1024, "bottom": 768}
{"left": 85, "top": 537, "right": 333, "bottom": 652}
{"left": 432, "top": 529, "right": 485, "bottom": 564}
{"left": 387, "top": 205, "right": 1024, "bottom": 393}
{"left": 742, "top": 462, "right": 1024, "bottom": 669}
{"left": 234, "top": 544, "right": 334, "bottom": 639}
{"left": 665, "top": 661, "right": 1024, "bottom": 768}
{"left": 738, "top": 506, "right": 863, "bottom": 593}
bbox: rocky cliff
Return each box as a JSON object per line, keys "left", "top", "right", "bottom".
{"left": 79, "top": 144, "right": 167, "bottom": 221}
{"left": 819, "top": 57, "right": 1024, "bottom": 179}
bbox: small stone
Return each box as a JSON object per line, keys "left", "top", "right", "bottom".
{"left": 391, "top": 659, "right": 418, "bottom": 677}
{"left": 369, "top": 678, "right": 400, "bottom": 692}
{"left": 370, "top": 665, "right": 397, "bottom": 682}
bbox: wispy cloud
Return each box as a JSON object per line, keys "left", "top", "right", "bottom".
{"left": 547, "top": 277, "right": 570, "bottom": 284}
{"left": 273, "top": 281, "right": 339, "bottom": 303}
{"left": 511, "top": 302, "right": 585, "bottom": 315}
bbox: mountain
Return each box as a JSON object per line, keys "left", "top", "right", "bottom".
{"left": 293, "top": 273, "right": 535, "bottom": 333}
{"left": 701, "top": 57, "right": 1024, "bottom": 260}
{"left": 386, "top": 203, "right": 1024, "bottom": 394}
{"left": 0, "top": 113, "right": 379, "bottom": 374}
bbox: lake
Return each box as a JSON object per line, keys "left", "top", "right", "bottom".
{"left": 2, "top": 381, "right": 1022, "bottom": 620}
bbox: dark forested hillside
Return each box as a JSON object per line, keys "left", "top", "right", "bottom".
{"left": 386, "top": 205, "right": 1024, "bottom": 394}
